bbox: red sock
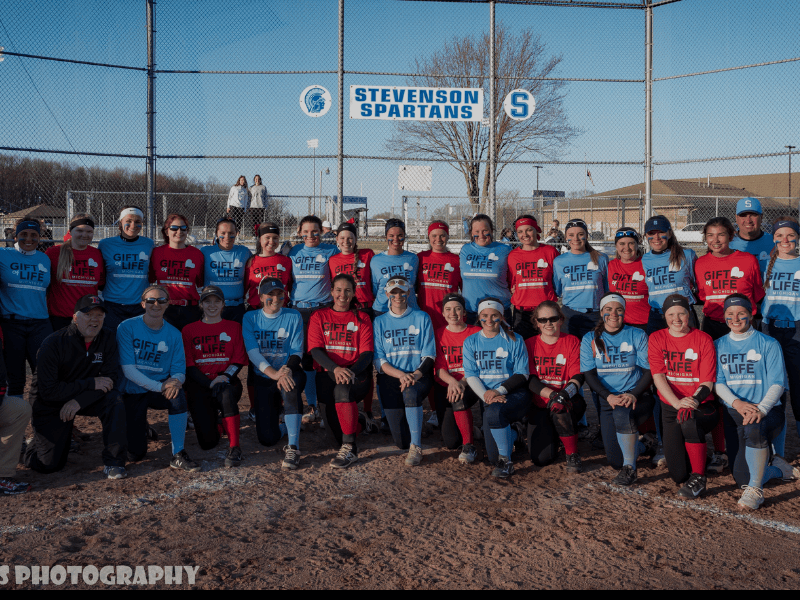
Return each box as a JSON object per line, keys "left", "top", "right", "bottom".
{"left": 638, "top": 415, "right": 656, "bottom": 434}
{"left": 363, "top": 378, "right": 374, "bottom": 414}
{"left": 712, "top": 408, "right": 726, "bottom": 453}
{"left": 428, "top": 388, "right": 437, "bottom": 413}
{"left": 453, "top": 410, "right": 474, "bottom": 445}
{"left": 222, "top": 415, "right": 240, "bottom": 448}
{"left": 217, "top": 423, "right": 225, "bottom": 438}
{"left": 561, "top": 435, "right": 578, "bottom": 456}
{"left": 335, "top": 402, "right": 359, "bottom": 436}
{"left": 685, "top": 442, "right": 707, "bottom": 474}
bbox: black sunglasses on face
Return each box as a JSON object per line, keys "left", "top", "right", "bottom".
{"left": 536, "top": 316, "right": 561, "bottom": 324}
{"left": 145, "top": 297, "right": 169, "bottom": 305}
{"left": 169, "top": 225, "right": 188, "bottom": 231}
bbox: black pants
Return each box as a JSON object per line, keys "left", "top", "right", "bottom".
{"left": 164, "top": 304, "right": 201, "bottom": 332}
{"left": 104, "top": 301, "right": 145, "bottom": 332}
{"left": 598, "top": 391, "right": 656, "bottom": 470}
{"left": 316, "top": 368, "right": 372, "bottom": 448}
{"left": 221, "top": 303, "right": 246, "bottom": 324}
{"left": 482, "top": 388, "right": 532, "bottom": 464}
{"left": 253, "top": 370, "right": 306, "bottom": 447}
{"left": 512, "top": 307, "right": 538, "bottom": 341}
{"left": 0, "top": 317, "right": 53, "bottom": 396}
{"left": 526, "top": 395, "right": 587, "bottom": 467}
{"left": 124, "top": 389, "right": 188, "bottom": 460}
{"left": 700, "top": 316, "right": 729, "bottom": 341}
{"left": 728, "top": 404, "right": 785, "bottom": 488}
{"left": 661, "top": 400, "right": 719, "bottom": 484}
{"left": 433, "top": 382, "right": 481, "bottom": 450}
{"left": 377, "top": 372, "right": 433, "bottom": 450}
{"left": 296, "top": 305, "right": 333, "bottom": 372}
{"left": 25, "top": 393, "right": 127, "bottom": 472}
{"left": 185, "top": 378, "right": 243, "bottom": 450}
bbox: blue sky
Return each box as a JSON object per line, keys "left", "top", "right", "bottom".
{"left": 1, "top": 0, "right": 798, "bottom": 219}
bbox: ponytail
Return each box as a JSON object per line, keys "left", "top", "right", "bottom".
{"left": 764, "top": 215, "right": 799, "bottom": 289}
{"left": 592, "top": 314, "right": 610, "bottom": 363}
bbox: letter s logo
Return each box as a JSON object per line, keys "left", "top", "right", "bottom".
{"left": 510, "top": 92, "right": 529, "bottom": 118}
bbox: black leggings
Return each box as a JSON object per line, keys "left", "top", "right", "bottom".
{"left": 377, "top": 373, "right": 433, "bottom": 450}
{"left": 433, "top": 382, "right": 481, "bottom": 450}
{"left": 526, "top": 395, "right": 587, "bottom": 467}
{"left": 598, "top": 391, "right": 656, "bottom": 470}
{"left": 316, "top": 368, "right": 372, "bottom": 448}
{"left": 253, "top": 370, "right": 306, "bottom": 447}
{"left": 661, "top": 400, "right": 719, "bottom": 484}
{"left": 185, "top": 377, "right": 243, "bottom": 450}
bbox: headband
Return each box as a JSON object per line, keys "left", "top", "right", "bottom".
{"left": 70, "top": 217, "right": 95, "bottom": 231}
{"left": 774, "top": 220, "right": 800, "bottom": 237}
{"left": 662, "top": 293, "right": 691, "bottom": 314}
{"left": 385, "top": 219, "right": 406, "bottom": 235}
{"left": 119, "top": 208, "right": 144, "bottom": 220}
{"left": 565, "top": 219, "right": 588, "bottom": 232}
{"left": 337, "top": 223, "right": 358, "bottom": 237}
{"left": 514, "top": 217, "right": 541, "bottom": 233}
{"left": 723, "top": 295, "right": 752, "bottom": 313}
{"left": 428, "top": 222, "right": 449, "bottom": 236}
{"left": 442, "top": 293, "right": 465, "bottom": 309}
{"left": 599, "top": 293, "right": 626, "bottom": 311}
{"left": 477, "top": 299, "right": 504, "bottom": 315}
{"left": 256, "top": 223, "right": 280, "bottom": 236}
{"left": 16, "top": 220, "right": 41, "bottom": 236}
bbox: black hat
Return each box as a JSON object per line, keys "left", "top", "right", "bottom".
{"left": 199, "top": 285, "right": 225, "bottom": 303}
{"left": 258, "top": 277, "right": 286, "bottom": 295}
{"left": 644, "top": 215, "right": 672, "bottom": 233}
{"left": 75, "top": 294, "right": 106, "bottom": 314}
{"left": 441, "top": 293, "right": 466, "bottom": 309}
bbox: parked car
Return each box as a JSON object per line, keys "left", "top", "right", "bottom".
{"left": 675, "top": 223, "right": 705, "bottom": 244}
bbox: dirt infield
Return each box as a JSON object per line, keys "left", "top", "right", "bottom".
{"left": 3, "top": 381, "right": 800, "bottom": 590}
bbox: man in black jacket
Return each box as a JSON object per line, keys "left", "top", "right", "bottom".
{"left": 24, "top": 295, "right": 128, "bottom": 479}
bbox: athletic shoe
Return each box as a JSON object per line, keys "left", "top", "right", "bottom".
{"left": 565, "top": 453, "right": 583, "bottom": 474}
{"left": 405, "top": 444, "right": 423, "bottom": 467}
{"left": 331, "top": 444, "right": 358, "bottom": 469}
{"left": 301, "top": 407, "right": 319, "bottom": 425}
{"left": 282, "top": 445, "right": 301, "bottom": 470}
{"left": 511, "top": 422, "right": 527, "bottom": 455}
{"left": 186, "top": 415, "right": 195, "bottom": 431}
{"left": 707, "top": 451, "right": 728, "bottom": 474}
{"left": 248, "top": 410, "right": 257, "bottom": 423}
{"left": 771, "top": 455, "right": 800, "bottom": 481}
{"left": 737, "top": 486, "right": 764, "bottom": 510}
{"left": 640, "top": 432, "right": 658, "bottom": 457}
{"left": 103, "top": 466, "right": 128, "bottom": 480}
{"left": 0, "top": 478, "right": 31, "bottom": 495}
{"left": 427, "top": 413, "right": 439, "bottom": 428}
{"left": 652, "top": 444, "right": 667, "bottom": 467}
{"left": 359, "top": 410, "right": 380, "bottom": 434}
{"left": 224, "top": 446, "right": 243, "bottom": 468}
{"left": 170, "top": 450, "right": 201, "bottom": 472}
{"left": 678, "top": 473, "right": 707, "bottom": 499}
{"left": 146, "top": 425, "right": 159, "bottom": 442}
{"left": 458, "top": 444, "right": 478, "bottom": 465}
{"left": 612, "top": 465, "right": 638, "bottom": 487}
{"left": 491, "top": 456, "right": 514, "bottom": 479}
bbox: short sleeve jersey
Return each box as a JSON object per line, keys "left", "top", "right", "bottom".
{"left": 433, "top": 324, "right": 481, "bottom": 386}
{"left": 307, "top": 307, "right": 374, "bottom": 371}
{"left": 182, "top": 319, "right": 248, "bottom": 379}
{"left": 507, "top": 245, "right": 559, "bottom": 310}
{"left": 648, "top": 328, "right": 716, "bottom": 405}
{"left": 149, "top": 245, "right": 205, "bottom": 304}
{"left": 526, "top": 333, "right": 581, "bottom": 408}
{"left": 694, "top": 251, "right": 765, "bottom": 322}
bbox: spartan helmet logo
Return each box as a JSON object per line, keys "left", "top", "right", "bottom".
{"left": 304, "top": 88, "right": 327, "bottom": 114}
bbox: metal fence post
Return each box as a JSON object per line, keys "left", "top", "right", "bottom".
{"left": 644, "top": 1, "right": 653, "bottom": 220}
{"left": 337, "top": 0, "right": 345, "bottom": 227}
{"left": 402, "top": 196, "right": 408, "bottom": 247}
{"left": 66, "top": 191, "right": 73, "bottom": 223}
{"left": 488, "top": 1, "right": 497, "bottom": 227}
{"left": 146, "top": 0, "right": 156, "bottom": 238}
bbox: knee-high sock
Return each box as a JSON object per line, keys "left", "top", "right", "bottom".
{"left": 454, "top": 410, "right": 474, "bottom": 445}
{"left": 335, "top": 402, "right": 359, "bottom": 436}
{"left": 284, "top": 414, "right": 301, "bottom": 449}
{"left": 490, "top": 425, "right": 512, "bottom": 459}
{"left": 168, "top": 413, "right": 188, "bottom": 455}
{"left": 712, "top": 409, "right": 726, "bottom": 453}
{"left": 772, "top": 420, "right": 788, "bottom": 457}
{"left": 745, "top": 446, "right": 769, "bottom": 489}
{"left": 222, "top": 415, "right": 240, "bottom": 448}
{"left": 304, "top": 371, "right": 317, "bottom": 407}
{"left": 616, "top": 432, "right": 638, "bottom": 469}
{"left": 561, "top": 435, "right": 578, "bottom": 456}
{"left": 405, "top": 406, "right": 423, "bottom": 447}
{"left": 685, "top": 442, "right": 707, "bottom": 475}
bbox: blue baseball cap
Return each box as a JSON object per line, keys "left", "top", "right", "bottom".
{"left": 736, "top": 197, "right": 762, "bottom": 215}
{"left": 258, "top": 278, "right": 285, "bottom": 295}
{"left": 644, "top": 216, "right": 671, "bottom": 233}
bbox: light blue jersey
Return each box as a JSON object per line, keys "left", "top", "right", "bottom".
{"left": 731, "top": 233, "right": 775, "bottom": 272}
{"left": 459, "top": 242, "right": 512, "bottom": 312}
{"left": 761, "top": 256, "right": 800, "bottom": 324}
{"left": 0, "top": 247, "right": 51, "bottom": 319}
{"left": 641, "top": 248, "right": 698, "bottom": 311}
{"left": 98, "top": 235, "right": 155, "bottom": 305}
{"left": 117, "top": 315, "right": 186, "bottom": 394}
{"left": 370, "top": 250, "right": 420, "bottom": 313}
{"left": 580, "top": 326, "right": 649, "bottom": 394}
{"left": 288, "top": 243, "right": 339, "bottom": 306}
{"left": 373, "top": 307, "right": 435, "bottom": 373}
{"left": 463, "top": 330, "right": 529, "bottom": 390}
{"left": 553, "top": 251, "right": 610, "bottom": 311}
{"left": 242, "top": 308, "right": 304, "bottom": 378}
{"left": 201, "top": 244, "right": 252, "bottom": 304}
{"left": 715, "top": 330, "right": 786, "bottom": 405}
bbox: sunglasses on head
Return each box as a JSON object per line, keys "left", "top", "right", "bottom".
{"left": 536, "top": 316, "right": 561, "bottom": 324}
{"left": 145, "top": 297, "right": 169, "bottom": 305}
{"left": 565, "top": 220, "right": 587, "bottom": 230}
{"left": 615, "top": 229, "right": 641, "bottom": 242}
{"left": 168, "top": 225, "right": 188, "bottom": 231}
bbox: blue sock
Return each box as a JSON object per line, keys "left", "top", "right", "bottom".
{"left": 279, "top": 422, "right": 288, "bottom": 439}
{"left": 405, "top": 406, "right": 423, "bottom": 447}
{"left": 304, "top": 370, "right": 317, "bottom": 407}
{"left": 491, "top": 426, "right": 512, "bottom": 459}
{"left": 763, "top": 464, "right": 783, "bottom": 486}
{"left": 745, "top": 446, "right": 769, "bottom": 489}
{"left": 617, "top": 432, "right": 638, "bottom": 469}
{"left": 773, "top": 420, "right": 787, "bottom": 457}
{"left": 284, "top": 414, "right": 302, "bottom": 449}
{"left": 168, "top": 413, "right": 188, "bottom": 455}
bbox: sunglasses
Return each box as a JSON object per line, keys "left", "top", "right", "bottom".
{"left": 536, "top": 316, "right": 561, "bottom": 324}
{"left": 615, "top": 230, "right": 641, "bottom": 242}
{"left": 144, "top": 297, "right": 169, "bottom": 305}
{"left": 168, "top": 225, "right": 188, "bottom": 231}
{"left": 565, "top": 220, "right": 587, "bottom": 230}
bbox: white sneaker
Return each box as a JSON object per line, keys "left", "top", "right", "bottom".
{"left": 771, "top": 455, "right": 800, "bottom": 481}
{"left": 652, "top": 444, "right": 666, "bottom": 467}
{"left": 738, "top": 486, "right": 764, "bottom": 510}
{"left": 458, "top": 444, "right": 478, "bottom": 464}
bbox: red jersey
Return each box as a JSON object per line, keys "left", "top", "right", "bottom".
{"left": 246, "top": 254, "right": 293, "bottom": 308}
{"left": 694, "top": 250, "right": 764, "bottom": 322}
{"left": 607, "top": 258, "right": 650, "bottom": 325}
{"left": 182, "top": 319, "right": 248, "bottom": 379}
{"left": 648, "top": 328, "right": 716, "bottom": 406}
{"left": 328, "top": 249, "right": 375, "bottom": 308}
{"left": 307, "top": 307, "right": 374, "bottom": 371}
{"left": 45, "top": 245, "right": 106, "bottom": 318}
{"left": 507, "top": 245, "right": 559, "bottom": 310}
{"left": 525, "top": 333, "right": 581, "bottom": 408}
{"left": 417, "top": 249, "right": 462, "bottom": 331}
{"left": 149, "top": 245, "right": 205, "bottom": 304}
{"left": 433, "top": 324, "right": 480, "bottom": 386}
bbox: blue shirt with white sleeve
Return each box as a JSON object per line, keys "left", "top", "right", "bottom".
{"left": 288, "top": 243, "right": 339, "bottom": 306}
{"left": 117, "top": 315, "right": 186, "bottom": 395}
{"left": 373, "top": 307, "right": 435, "bottom": 373}
{"left": 553, "top": 251, "right": 610, "bottom": 311}
{"left": 580, "top": 326, "right": 649, "bottom": 394}
{"left": 641, "top": 248, "right": 698, "bottom": 311}
{"left": 462, "top": 329, "right": 529, "bottom": 391}
{"left": 242, "top": 308, "right": 304, "bottom": 379}
{"left": 761, "top": 256, "right": 800, "bottom": 324}
{"left": 0, "top": 246, "right": 51, "bottom": 319}
{"left": 715, "top": 329, "right": 786, "bottom": 406}
{"left": 370, "top": 250, "right": 420, "bottom": 313}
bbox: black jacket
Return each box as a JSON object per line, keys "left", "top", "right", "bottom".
{"left": 33, "top": 324, "right": 121, "bottom": 409}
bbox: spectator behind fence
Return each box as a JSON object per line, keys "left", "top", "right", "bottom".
{"left": 227, "top": 175, "right": 250, "bottom": 232}
{"left": 248, "top": 174, "right": 268, "bottom": 235}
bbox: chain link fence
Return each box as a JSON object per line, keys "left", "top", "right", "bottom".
{"left": 1, "top": 0, "right": 798, "bottom": 247}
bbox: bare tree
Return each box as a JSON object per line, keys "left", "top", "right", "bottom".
{"left": 386, "top": 24, "right": 580, "bottom": 210}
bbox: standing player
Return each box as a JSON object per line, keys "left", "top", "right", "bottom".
{"left": 242, "top": 278, "right": 306, "bottom": 469}
{"left": 46, "top": 214, "right": 105, "bottom": 332}
{"left": 459, "top": 214, "right": 512, "bottom": 325}
{"left": 525, "top": 301, "right": 586, "bottom": 473}
{"left": 118, "top": 285, "right": 199, "bottom": 472}
{"left": 182, "top": 286, "right": 248, "bottom": 468}
{"left": 149, "top": 214, "right": 205, "bottom": 331}
{"left": 98, "top": 206, "right": 155, "bottom": 331}
{"left": 201, "top": 218, "right": 252, "bottom": 323}
{"left": 370, "top": 218, "right": 420, "bottom": 316}
{"left": 730, "top": 197, "right": 774, "bottom": 273}
{"left": 329, "top": 222, "right": 375, "bottom": 318}
{"left": 607, "top": 227, "right": 650, "bottom": 330}
{"left": 507, "top": 215, "right": 559, "bottom": 340}
{"left": 417, "top": 221, "right": 462, "bottom": 332}
{"left": 308, "top": 274, "right": 374, "bottom": 468}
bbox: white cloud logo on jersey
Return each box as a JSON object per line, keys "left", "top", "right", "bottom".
{"left": 746, "top": 349, "right": 762, "bottom": 362}
{"left": 619, "top": 342, "right": 633, "bottom": 353}
{"left": 495, "top": 347, "right": 508, "bottom": 358}
{"left": 185, "top": 259, "right": 196, "bottom": 269}
{"left": 219, "top": 332, "right": 231, "bottom": 342}
{"left": 684, "top": 348, "right": 698, "bottom": 361}
{"left": 730, "top": 267, "right": 744, "bottom": 278}
{"left": 555, "top": 354, "right": 566, "bottom": 365}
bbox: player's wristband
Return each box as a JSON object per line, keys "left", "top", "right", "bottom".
{"left": 563, "top": 382, "right": 579, "bottom": 398}
{"left": 692, "top": 384, "right": 711, "bottom": 402}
